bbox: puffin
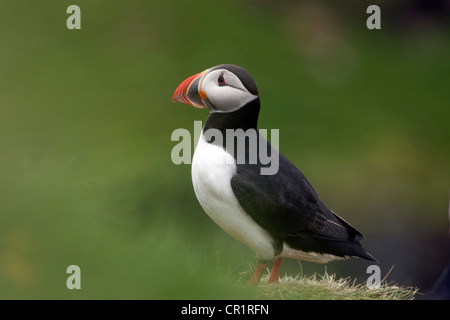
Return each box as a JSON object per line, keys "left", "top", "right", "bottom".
{"left": 172, "top": 64, "right": 377, "bottom": 285}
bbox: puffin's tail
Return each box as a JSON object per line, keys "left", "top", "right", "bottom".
{"left": 323, "top": 239, "right": 378, "bottom": 263}
{"left": 347, "top": 241, "right": 378, "bottom": 263}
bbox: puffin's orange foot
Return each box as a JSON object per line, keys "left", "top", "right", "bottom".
{"left": 268, "top": 257, "right": 283, "bottom": 283}
{"left": 248, "top": 263, "right": 267, "bottom": 286}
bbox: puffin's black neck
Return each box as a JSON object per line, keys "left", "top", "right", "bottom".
{"left": 203, "top": 98, "right": 260, "bottom": 132}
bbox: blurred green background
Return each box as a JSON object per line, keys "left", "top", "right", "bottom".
{"left": 0, "top": 0, "right": 449, "bottom": 299}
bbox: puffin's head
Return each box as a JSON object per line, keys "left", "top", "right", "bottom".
{"left": 172, "top": 64, "right": 259, "bottom": 113}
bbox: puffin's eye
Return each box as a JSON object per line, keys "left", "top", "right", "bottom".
{"left": 217, "top": 74, "right": 226, "bottom": 86}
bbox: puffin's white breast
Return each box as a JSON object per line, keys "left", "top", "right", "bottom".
{"left": 191, "top": 132, "right": 275, "bottom": 261}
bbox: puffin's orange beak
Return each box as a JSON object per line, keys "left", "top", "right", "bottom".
{"left": 172, "top": 70, "right": 208, "bottom": 108}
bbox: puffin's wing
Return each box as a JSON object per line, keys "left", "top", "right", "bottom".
{"left": 230, "top": 151, "right": 364, "bottom": 243}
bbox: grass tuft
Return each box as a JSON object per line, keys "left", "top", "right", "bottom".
{"left": 244, "top": 271, "right": 418, "bottom": 300}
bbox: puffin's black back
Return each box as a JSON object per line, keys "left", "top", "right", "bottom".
{"left": 204, "top": 99, "right": 377, "bottom": 262}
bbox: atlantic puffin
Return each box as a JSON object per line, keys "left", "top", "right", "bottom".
{"left": 172, "top": 64, "right": 377, "bottom": 285}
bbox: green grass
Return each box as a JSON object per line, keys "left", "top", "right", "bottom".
{"left": 248, "top": 272, "right": 418, "bottom": 300}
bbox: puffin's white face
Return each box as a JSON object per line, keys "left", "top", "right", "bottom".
{"left": 199, "top": 69, "right": 258, "bottom": 113}
{"left": 172, "top": 64, "right": 259, "bottom": 113}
